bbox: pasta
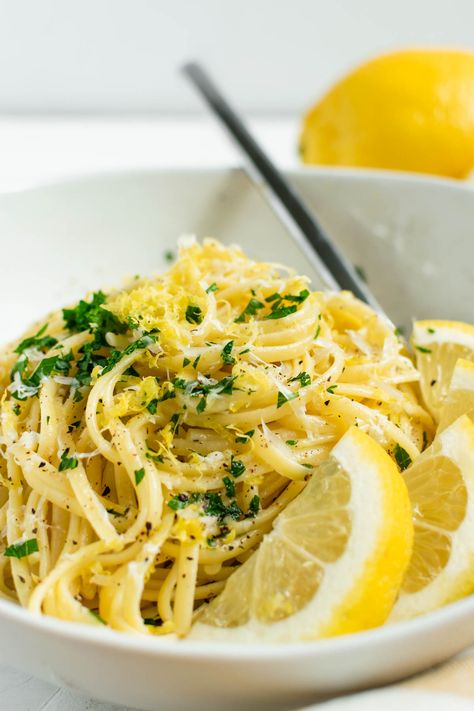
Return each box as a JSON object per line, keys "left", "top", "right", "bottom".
{"left": 0, "top": 238, "right": 433, "bottom": 637}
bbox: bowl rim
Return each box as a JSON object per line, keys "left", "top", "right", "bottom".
{"left": 0, "top": 592, "right": 473, "bottom": 660}
{"left": 0, "top": 163, "right": 473, "bottom": 199}
{"left": 1, "top": 165, "right": 474, "bottom": 661}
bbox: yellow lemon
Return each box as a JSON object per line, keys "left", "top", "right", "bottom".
{"left": 391, "top": 415, "right": 474, "bottom": 621}
{"left": 300, "top": 49, "right": 474, "bottom": 178}
{"left": 190, "top": 427, "right": 413, "bottom": 642}
{"left": 412, "top": 320, "right": 474, "bottom": 422}
{"left": 438, "top": 358, "right": 474, "bottom": 432}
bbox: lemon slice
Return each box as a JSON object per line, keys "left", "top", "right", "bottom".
{"left": 190, "top": 427, "right": 413, "bottom": 642}
{"left": 413, "top": 320, "right": 474, "bottom": 422}
{"left": 390, "top": 414, "right": 474, "bottom": 622}
{"left": 438, "top": 359, "right": 474, "bottom": 432}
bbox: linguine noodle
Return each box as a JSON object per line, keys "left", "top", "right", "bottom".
{"left": 0, "top": 239, "right": 433, "bottom": 637}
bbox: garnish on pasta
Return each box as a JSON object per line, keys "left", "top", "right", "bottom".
{"left": 0, "top": 238, "right": 432, "bottom": 637}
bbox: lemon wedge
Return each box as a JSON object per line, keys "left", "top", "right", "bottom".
{"left": 438, "top": 358, "right": 474, "bottom": 432}
{"left": 391, "top": 414, "right": 474, "bottom": 622}
{"left": 413, "top": 320, "right": 474, "bottom": 422}
{"left": 190, "top": 427, "right": 413, "bottom": 642}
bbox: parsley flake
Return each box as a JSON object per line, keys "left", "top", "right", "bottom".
{"left": 264, "top": 305, "right": 297, "bottom": 320}
{"left": 206, "top": 283, "right": 218, "bottom": 294}
{"left": 394, "top": 443, "right": 412, "bottom": 471}
{"left": 288, "top": 372, "right": 311, "bottom": 387}
{"left": 235, "top": 429, "right": 254, "bottom": 444}
{"left": 235, "top": 297, "right": 264, "bottom": 323}
{"left": 134, "top": 468, "right": 145, "bottom": 486}
{"left": 229, "top": 456, "right": 245, "bottom": 478}
{"left": 415, "top": 345, "right": 432, "bottom": 354}
{"left": 185, "top": 304, "right": 203, "bottom": 325}
{"left": 277, "top": 391, "right": 298, "bottom": 408}
{"left": 4, "top": 538, "right": 39, "bottom": 559}
{"left": 58, "top": 448, "right": 79, "bottom": 472}
{"left": 223, "top": 476, "right": 236, "bottom": 498}
{"left": 196, "top": 397, "right": 207, "bottom": 414}
{"left": 147, "top": 399, "right": 158, "bottom": 415}
{"left": 248, "top": 495, "right": 260, "bottom": 517}
{"left": 221, "top": 340, "right": 236, "bottom": 365}
{"left": 15, "top": 324, "right": 57, "bottom": 354}
{"left": 89, "top": 610, "right": 106, "bottom": 625}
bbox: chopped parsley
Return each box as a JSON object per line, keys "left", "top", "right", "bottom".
{"left": 4, "top": 538, "right": 39, "bottom": 559}
{"left": 146, "top": 449, "right": 164, "bottom": 463}
{"left": 283, "top": 289, "right": 310, "bottom": 303}
{"left": 28, "top": 355, "right": 67, "bottom": 387}
{"left": 415, "top": 345, "right": 432, "bottom": 354}
{"left": 144, "top": 617, "right": 163, "bottom": 627}
{"left": 15, "top": 323, "right": 57, "bottom": 354}
{"left": 106, "top": 508, "right": 125, "bottom": 518}
{"left": 277, "top": 391, "right": 298, "bottom": 409}
{"left": 235, "top": 429, "right": 254, "bottom": 444}
{"left": 167, "top": 493, "right": 194, "bottom": 510}
{"left": 192, "top": 354, "right": 201, "bottom": 370}
{"left": 394, "top": 443, "right": 412, "bottom": 471}
{"left": 100, "top": 334, "right": 157, "bottom": 376}
{"left": 223, "top": 476, "right": 236, "bottom": 498}
{"left": 394, "top": 326, "right": 405, "bottom": 337}
{"left": 327, "top": 384, "right": 338, "bottom": 394}
{"left": 58, "top": 448, "right": 79, "bottom": 472}
{"left": 264, "top": 305, "right": 297, "bottom": 320}
{"left": 174, "top": 374, "right": 237, "bottom": 398}
{"left": 63, "top": 291, "right": 126, "bottom": 347}
{"left": 265, "top": 292, "right": 281, "bottom": 302}
{"left": 164, "top": 250, "right": 175, "bottom": 262}
{"left": 203, "top": 493, "right": 242, "bottom": 521}
{"left": 11, "top": 352, "right": 76, "bottom": 401}
{"left": 13, "top": 404, "right": 21, "bottom": 416}
{"left": 206, "top": 283, "right": 218, "bottom": 294}
{"left": 147, "top": 399, "right": 158, "bottom": 415}
{"left": 248, "top": 495, "right": 260, "bottom": 517}
{"left": 427, "top": 327, "right": 436, "bottom": 334}
{"left": 168, "top": 491, "right": 255, "bottom": 523}
{"left": 170, "top": 412, "right": 181, "bottom": 434}
{"left": 286, "top": 439, "right": 297, "bottom": 446}
{"left": 235, "top": 298, "right": 264, "bottom": 323}
{"left": 314, "top": 325, "right": 321, "bottom": 339}
{"left": 221, "top": 340, "right": 236, "bottom": 365}
{"left": 288, "top": 371, "right": 311, "bottom": 387}
{"left": 229, "top": 456, "right": 245, "bottom": 478}
{"left": 185, "top": 304, "right": 203, "bottom": 325}
{"left": 134, "top": 468, "right": 145, "bottom": 486}
{"left": 196, "top": 397, "right": 207, "bottom": 414}
{"left": 182, "top": 357, "right": 191, "bottom": 367}
{"left": 89, "top": 610, "right": 106, "bottom": 625}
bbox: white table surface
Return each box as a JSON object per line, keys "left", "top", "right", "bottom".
{"left": 0, "top": 114, "right": 301, "bottom": 711}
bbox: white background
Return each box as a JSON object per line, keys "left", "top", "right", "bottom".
{"left": 0, "top": 0, "right": 473, "bottom": 114}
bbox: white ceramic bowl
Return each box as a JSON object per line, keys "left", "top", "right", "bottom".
{"left": 1, "top": 168, "right": 474, "bottom": 711}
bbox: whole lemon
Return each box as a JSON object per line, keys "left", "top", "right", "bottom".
{"left": 300, "top": 49, "right": 474, "bottom": 178}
